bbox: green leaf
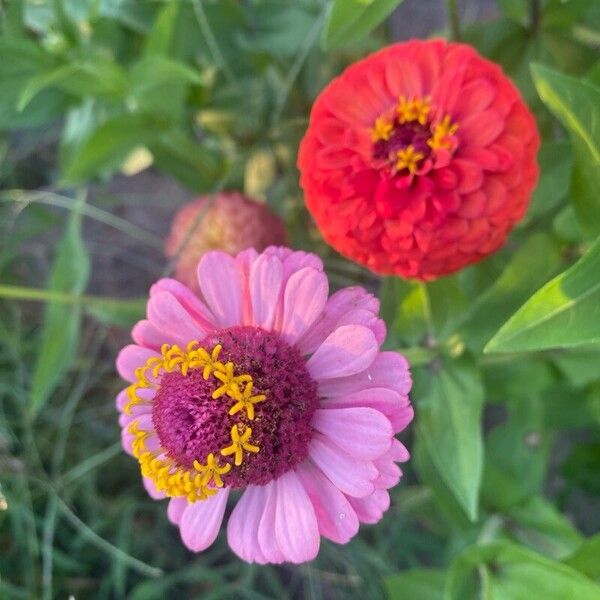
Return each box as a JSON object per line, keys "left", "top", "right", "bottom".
{"left": 459, "top": 234, "right": 561, "bottom": 351}
{"left": 129, "top": 56, "right": 205, "bottom": 93}
{"left": 482, "top": 396, "right": 550, "bottom": 510}
{"left": 18, "top": 58, "right": 128, "bottom": 110}
{"left": 496, "top": 0, "right": 528, "bottom": 23}
{"left": 149, "top": 131, "right": 224, "bottom": 192}
{"left": 61, "top": 112, "right": 169, "bottom": 183}
{"left": 30, "top": 195, "right": 90, "bottom": 416}
{"left": 144, "top": 0, "right": 180, "bottom": 55}
{"left": 531, "top": 64, "right": 600, "bottom": 236}
{"left": 564, "top": 534, "right": 600, "bottom": 580}
{"left": 0, "top": 38, "right": 67, "bottom": 129}
{"left": 415, "top": 357, "right": 484, "bottom": 521}
{"left": 507, "top": 496, "right": 583, "bottom": 559}
{"left": 380, "top": 277, "right": 467, "bottom": 347}
{"left": 385, "top": 568, "right": 446, "bottom": 599}
{"left": 447, "top": 541, "right": 600, "bottom": 600}
{"left": 525, "top": 140, "right": 573, "bottom": 221}
{"left": 485, "top": 235, "right": 600, "bottom": 353}
{"left": 85, "top": 297, "right": 145, "bottom": 328}
{"left": 321, "top": 0, "right": 403, "bottom": 50}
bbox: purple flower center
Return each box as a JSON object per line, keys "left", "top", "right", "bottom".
{"left": 373, "top": 120, "right": 433, "bottom": 164}
{"left": 152, "top": 326, "right": 319, "bottom": 487}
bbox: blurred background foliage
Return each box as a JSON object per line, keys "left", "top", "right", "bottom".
{"left": 1, "top": 0, "right": 600, "bottom": 598}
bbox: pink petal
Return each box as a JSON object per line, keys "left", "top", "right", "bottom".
{"left": 197, "top": 251, "right": 242, "bottom": 327}
{"left": 235, "top": 248, "right": 258, "bottom": 326}
{"left": 348, "top": 490, "right": 390, "bottom": 524}
{"left": 308, "top": 434, "right": 377, "bottom": 498}
{"left": 168, "top": 498, "right": 187, "bottom": 525}
{"left": 297, "top": 287, "right": 382, "bottom": 354}
{"left": 257, "top": 482, "right": 285, "bottom": 563}
{"left": 306, "top": 325, "right": 378, "bottom": 381}
{"left": 150, "top": 278, "right": 217, "bottom": 331}
{"left": 227, "top": 486, "right": 268, "bottom": 564}
{"left": 250, "top": 253, "right": 283, "bottom": 330}
{"left": 148, "top": 291, "right": 207, "bottom": 346}
{"left": 390, "top": 438, "right": 410, "bottom": 462}
{"left": 131, "top": 319, "right": 169, "bottom": 351}
{"left": 312, "top": 407, "right": 393, "bottom": 460}
{"left": 279, "top": 267, "right": 328, "bottom": 344}
{"left": 143, "top": 476, "right": 166, "bottom": 500}
{"left": 296, "top": 460, "right": 359, "bottom": 544}
{"left": 179, "top": 489, "right": 229, "bottom": 552}
{"left": 274, "top": 470, "right": 320, "bottom": 563}
{"left": 116, "top": 345, "right": 159, "bottom": 382}
{"left": 318, "top": 351, "right": 412, "bottom": 398}
{"left": 264, "top": 247, "right": 324, "bottom": 281}
{"left": 320, "top": 388, "right": 412, "bottom": 433}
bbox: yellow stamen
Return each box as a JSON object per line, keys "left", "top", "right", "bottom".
{"left": 397, "top": 96, "right": 431, "bottom": 125}
{"left": 228, "top": 381, "right": 266, "bottom": 420}
{"left": 212, "top": 362, "right": 252, "bottom": 400}
{"left": 194, "top": 453, "right": 232, "bottom": 487}
{"left": 427, "top": 114, "right": 459, "bottom": 150}
{"left": 371, "top": 116, "right": 393, "bottom": 142}
{"left": 221, "top": 425, "right": 260, "bottom": 466}
{"left": 395, "top": 145, "right": 425, "bottom": 174}
{"left": 125, "top": 341, "right": 265, "bottom": 502}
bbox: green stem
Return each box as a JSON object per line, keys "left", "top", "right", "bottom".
{"left": 192, "top": 0, "right": 235, "bottom": 85}
{"left": 446, "top": 0, "right": 461, "bottom": 41}
{"left": 530, "top": 0, "right": 541, "bottom": 32}
{"left": 271, "top": 6, "right": 326, "bottom": 127}
{"left": 0, "top": 284, "right": 145, "bottom": 312}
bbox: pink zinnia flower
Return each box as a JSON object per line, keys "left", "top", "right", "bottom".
{"left": 298, "top": 39, "right": 540, "bottom": 279}
{"left": 116, "top": 247, "right": 412, "bottom": 563}
{"left": 165, "top": 192, "right": 287, "bottom": 294}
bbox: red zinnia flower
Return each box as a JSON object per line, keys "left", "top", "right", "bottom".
{"left": 298, "top": 40, "right": 540, "bottom": 279}
{"left": 165, "top": 192, "right": 287, "bottom": 293}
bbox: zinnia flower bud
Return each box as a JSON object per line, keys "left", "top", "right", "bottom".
{"left": 165, "top": 192, "right": 287, "bottom": 292}
{"left": 298, "top": 39, "right": 540, "bottom": 279}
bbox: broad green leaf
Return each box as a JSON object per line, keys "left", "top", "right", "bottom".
{"left": 459, "top": 234, "right": 561, "bottom": 351}
{"left": 553, "top": 205, "right": 586, "bottom": 242}
{"left": 531, "top": 64, "right": 600, "bottom": 236}
{"left": 482, "top": 396, "right": 550, "bottom": 510}
{"left": 525, "top": 140, "right": 572, "bottom": 221}
{"left": 564, "top": 534, "right": 600, "bottom": 580}
{"left": 485, "top": 235, "right": 600, "bottom": 352}
{"left": 552, "top": 346, "right": 600, "bottom": 387}
{"left": 18, "top": 58, "right": 128, "bottom": 110}
{"left": 507, "top": 496, "right": 582, "bottom": 559}
{"left": 386, "top": 568, "right": 446, "bottom": 599}
{"left": 321, "top": 0, "right": 403, "bottom": 50}
{"left": 412, "top": 439, "right": 473, "bottom": 532}
{"left": 415, "top": 357, "right": 484, "bottom": 521}
{"left": 380, "top": 277, "right": 467, "bottom": 347}
{"left": 0, "top": 38, "right": 67, "bottom": 129}
{"left": 238, "top": 3, "right": 317, "bottom": 57}
{"left": 129, "top": 56, "right": 205, "bottom": 93}
{"left": 149, "top": 131, "right": 224, "bottom": 192}
{"left": 30, "top": 196, "right": 90, "bottom": 416}
{"left": 61, "top": 112, "right": 169, "bottom": 183}
{"left": 144, "top": 0, "right": 179, "bottom": 55}
{"left": 447, "top": 541, "right": 600, "bottom": 600}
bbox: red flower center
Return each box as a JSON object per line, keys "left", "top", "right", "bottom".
{"left": 371, "top": 96, "right": 459, "bottom": 179}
